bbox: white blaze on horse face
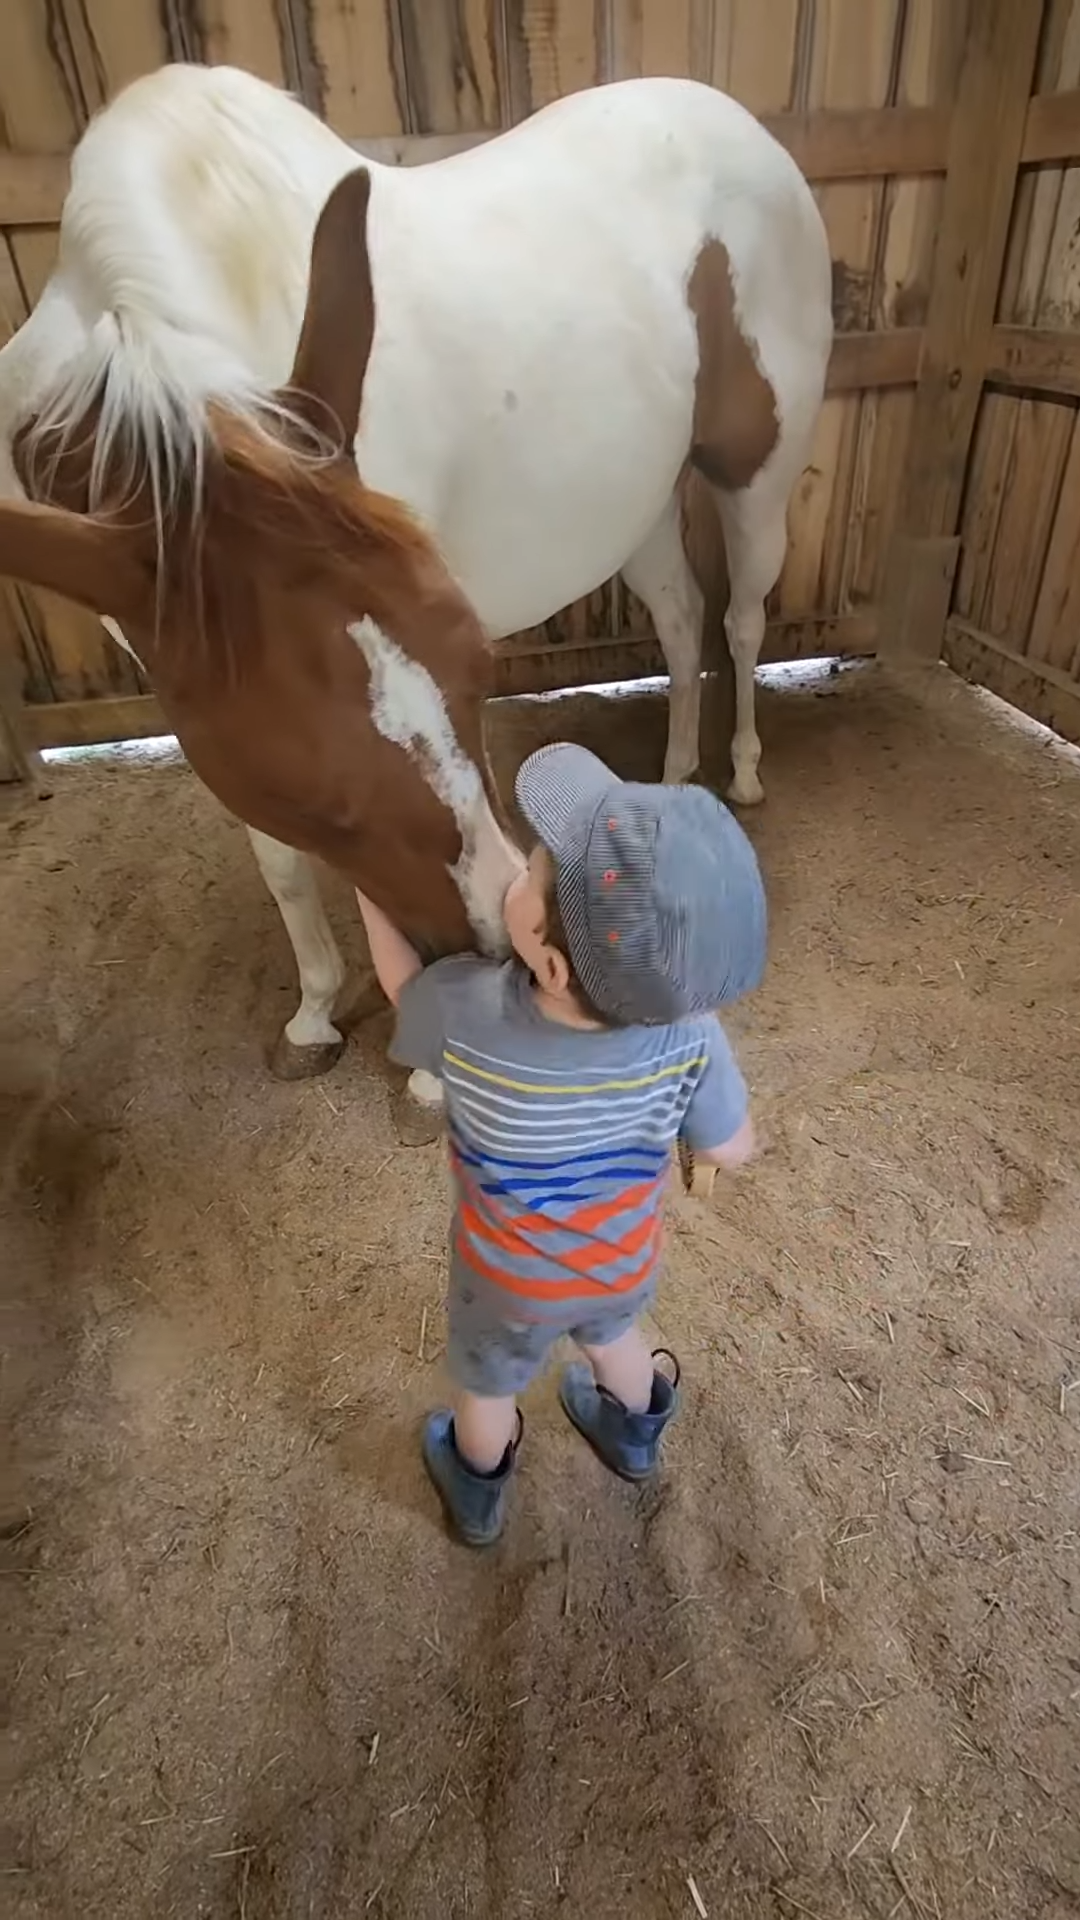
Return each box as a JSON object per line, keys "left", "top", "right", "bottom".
{"left": 348, "top": 617, "right": 523, "bottom": 953}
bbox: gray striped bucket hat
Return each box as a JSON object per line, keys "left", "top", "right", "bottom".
{"left": 515, "top": 743, "right": 767, "bottom": 1025}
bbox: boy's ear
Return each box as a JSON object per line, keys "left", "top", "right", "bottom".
{"left": 535, "top": 943, "right": 571, "bottom": 998}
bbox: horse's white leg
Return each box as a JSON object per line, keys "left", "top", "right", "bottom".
{"left": 714, "top": 479, "right": 790, "bottom": 807}
{"left": 246, "top": 827, "right": 347, "bottom": 1078}
{"left": 621, "top": 497, "right": 704, "bottom": 785}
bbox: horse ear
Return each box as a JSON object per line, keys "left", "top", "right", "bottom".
{"left": 0, "top": 499, "right": 149, "bottom": 622}
{"left": 284, "top": 167, "right": 375, "bottom": 451}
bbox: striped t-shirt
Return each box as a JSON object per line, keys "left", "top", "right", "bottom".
{"left": 392, "top": 957, "right": 747, "bottom": 1324}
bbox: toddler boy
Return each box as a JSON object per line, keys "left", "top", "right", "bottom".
{"left": 355, "top": 742, "right": 766, "bottom": 1546}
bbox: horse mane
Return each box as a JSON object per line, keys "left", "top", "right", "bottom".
{"left": 207, "top": 406, "right": 433, "bottom": 577}
{"left": 19, "top": 321, "right": 330, "bottom": 552}
{"left": 17, "top": 337, "right": 440, "bottom": 690}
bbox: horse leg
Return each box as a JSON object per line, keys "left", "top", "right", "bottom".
{"left": 713, "top": 477, "right": 790, "bottom": 806}
{"left": 246, "top": 827, "right": 347, "bottom": 1079}
{"left": 621, "top": 497, "right": 704, "bottom": 785}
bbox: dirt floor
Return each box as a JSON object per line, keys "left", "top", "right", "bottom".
{"left": 2, "top": 661, "right": 1079, "bottom": 1920}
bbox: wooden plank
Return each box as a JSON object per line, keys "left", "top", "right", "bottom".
{"left": 985, "top": 325, "right": 1080, "bottom": 396}
{"left": 765, "top": 104, "right": 949, "bottom": 179}
{"left": 397, "top": 0, "right": 501, "bottom": 131}
{"left": 826, "top": 328, "right": 922, "bottom": 390}
{"left": 0, "top": 154, "right": 69, "bottom": 226}
{"left": 300, "top": 0, "right": 408, "bottom": 136}
{"left": 955, "top": 4, "right": 1080, "bottom": 643}
{"left": 952, "top": 392, "right": 1023, "bottom": 628}
{"left": 1027, "top": 406, "right": 1080, "bottom": 674}
{"left": 49, "top": 0, "right": 171, "bottom": 110}
{"left": 20, "top": 615, "right": 878, "bottom": 747}
{"left": 985, "top": 395, "right": 1071, "bottom": 645}
{"left": 714, "top": 0, "right": 801, "bottom": 115}
{"left": 0, "top": 102, "right": 963, "bottom": 226}
{"left": 0, "top": 595, "right": 33, "bottom": 782}
{"left": 784, "top": 0, "right": 905, "bottom": 619}
{"left": 842, "top": 0, "right": 971, "bottom": 613}
{"left": 944, "top": 617, "right": 1080, "bottom": 744}
{"left": 23, "top": 693, "right": 170, "bottom": 750}
{"left": 1022, "top": 86, "right": 1080, "bottom": 163}
{"left": 501, "top": 0, "right": 602, "bottom": 119}
{"left": 195, "top": 0, "right": 288, "bottom": 85}
{"left": 0, "top": 7, "right": 151, "bottom": 707}
{"left": 877, "top": 0, "right": 1046, "bottom": 659}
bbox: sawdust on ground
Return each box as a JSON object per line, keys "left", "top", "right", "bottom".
{"left": 2, "top": 662, "right": 1079, "bottom": 1920}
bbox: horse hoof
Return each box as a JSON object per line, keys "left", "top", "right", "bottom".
{"left": 391, "top": 1088, "right": 446, "bottom": 1149}
{"left": 726, "top": 774, "right": 765, "bottom": 807}
{"left": 269, "top": 1033, "right": 345, "bottom": 1082}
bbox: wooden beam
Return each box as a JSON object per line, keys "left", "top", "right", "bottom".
{"left": 764, "top": 106, "right": 950, "bottom": 181}
{"left": 0, "top": 102, "right": 956, "bottom": 227}
{"left": 20, "top": 615, "right": 877, "bottom": 749}
{"left": 944, "top": 617, "right": 1080, "bottom": 746}
{"left": 0, "top": 151, "right": 68, "bottom": 226}
{"left": 0, "top": 592, "right": 35, "bottom": 783}
{"left": 1021, "top": 88, "right": 1080, "bottom": 165}
{"left": 22, "top": 692, "right": 168, "bottom": 749}
{"left": 985, "top": 325, "right": 1080, "bottom": 398}
{"left": 0, "top": 651, "right": 32, "bottom": 783}
{"left": 827, "top": 329, "right": 923, "bottom": 392}
{"left": 878, "top": 0, "right": 1045, "bottom": 661}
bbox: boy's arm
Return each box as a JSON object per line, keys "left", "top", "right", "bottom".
{"left": 680, "top": 1019, "right": 758, "bottom": 1171}
{"left": 693, "top": 1113, "right": 757, "bottom": 1170}
{"left": 355, "top": 888, "right": 423, "bottom": 1008}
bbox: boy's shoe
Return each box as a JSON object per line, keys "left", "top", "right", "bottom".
{"left": 558, "top": 1350, "right": 681, "bottom": 1483}
{"left": 422, "top": 1409, "right": 523, "bottom": 1547}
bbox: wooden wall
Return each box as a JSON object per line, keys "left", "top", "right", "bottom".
{"left": 1, "top": 1, "right": 1080, "bottom": 753}
{"left": 945, "top": 0, "right": 1080, "bottom": 744}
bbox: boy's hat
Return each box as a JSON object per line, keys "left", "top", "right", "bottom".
{"left": 515, "top": 743, "right": 767, "bottom": 1024}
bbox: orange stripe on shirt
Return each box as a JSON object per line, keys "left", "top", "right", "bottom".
{"left": 459, "top": 1188, "right": 659, "bottom": 1275}
{"left": 455, "top": 1225, "right": 658, "bottom": 1301}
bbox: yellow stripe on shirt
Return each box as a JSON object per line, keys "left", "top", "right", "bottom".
{"left": 441, "top": 1049, "right": 707, "bottom": 1097}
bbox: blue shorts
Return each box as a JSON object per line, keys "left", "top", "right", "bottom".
{"left": 446, "top": 1259, "right": 655, "bottom": 1397}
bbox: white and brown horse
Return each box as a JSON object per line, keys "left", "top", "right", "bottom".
{"left": 0, "top": 62, "right": 832, "bottom": 1081}
{"left": 0, "top": 170, "right": 523, "bottom": 1122}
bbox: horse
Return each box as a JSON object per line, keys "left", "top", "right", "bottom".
{"left": 0, "top": 61, "right": 832, "bottom": 1082}
{"left": 0, "top": 167, "right": 523, "bottom": 1125}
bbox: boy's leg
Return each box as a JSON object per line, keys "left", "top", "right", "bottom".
{"left": 577, "top": 1322, "right": 654, "bottom": 1415}
{"left": 453, "top": 1392, "right": 518, "bottom": 1474}
{"left": 421, "top": 1278, "right": 551, "bottom": 1547}
{"left": 559, "top": 1311, "right": 681, "bottom": 1484}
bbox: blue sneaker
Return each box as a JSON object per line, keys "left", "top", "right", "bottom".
{"left": 422, "top": 1409, "right": 522, "bottom": 1547}
{"left": 558, "top": 1350, "right": 681, "bottom": 1482}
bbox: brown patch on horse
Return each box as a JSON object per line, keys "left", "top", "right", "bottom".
{"left": 687, "top": 238, "right": 779, "bottom": 494}
{"left": 137, "top": 415, "right": 500, "bottom": 954}
{"left": 5, "top": 403, "right": 500, "bottom": 958}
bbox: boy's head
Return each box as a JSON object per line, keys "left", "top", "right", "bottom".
{"left": 505, "top": 743, "right": 767, "bottom": 1026}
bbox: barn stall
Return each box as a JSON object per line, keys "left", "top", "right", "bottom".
{"left": 1, "top": 3, "right": 1079, "bottom": 1918}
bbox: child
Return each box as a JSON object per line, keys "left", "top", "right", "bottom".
{"left": 355, "top": 742, "right": 766, "bottom": 1547}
